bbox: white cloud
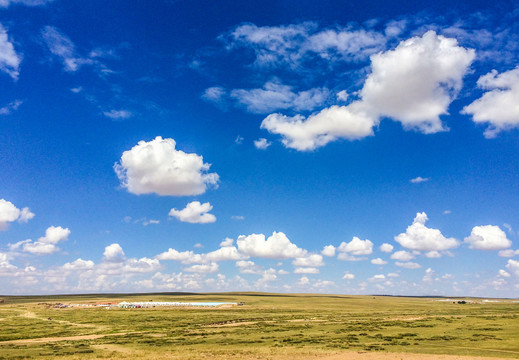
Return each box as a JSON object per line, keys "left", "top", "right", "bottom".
{"left": 103, "top": 109, "right": 133, "bottom": 120}
{"left": 337, "top": 237, "right": 373, "bottom": 256}
{"left": 230, "top": 81, "right": 329, "bottom": 113}
{"left": 220, "top": 238, "right": 234, "bottom": 247}
{"left": 261, "top": 102, "right": 376, "bottom": 151}
{"left": 41, "top": 26, "right": 91, "bottom": 72}
{"left": 103, "top": 243, "right": 125, "bottom": 262}
{"left": 169, "top": 201, "right": 216, "bottom": 224}
{"left": 297, "top": 275, "right": 310, "bottom": 285}
{"left": 410, "top": 176, "right": 429, "bottom": 183}
{"left": 425, "top": 250, "right": 442, "bottom": 258}
{"left": 62, "top": 258, "right": 95, "bottom": 271}
{"left": 462, "top": 67, "right": 519, "bottom": 138}
{"left": 255, "top": 268, "right": 277, "bottom": 287}
{"left": 155, "top": 248, "right": 202, "bottom": 264}
{"left": 498, "top": 249, "right": 519, "bottom": 258}
{"left": 506, "top": 259, "right": 519, "bottom": 277}
{"left": 342, "top": 272, "right": 355, "bottom": 280}
{"left": 395, "top": 261, "right": 421, "bottom": 269}
{"left": 465, "top": 225, "right": 511, "bottom": 250}
{"left": 235, "top": 260, "right": 262, "bottom": 274}
{"left": 0, "top": 199, "right": 34, "bottom": 230}
{"left": 422, "top": 267, "right": 436, "bottom": 282}
{"left": 292, "top": 254, "right": 324, "bottom": 267}
{"left": 261, "top": 31, "right": 475, "bottom": 151}
{"left": 390, "top": 250, "right": 415, "bottom": 261}
{"left": 236, "top": 232, "right": 306, "bottom": 259}
{"left": 294, "top": 267, "right": 319, "bottom": 274}
{"left": 336, "top": 90, "right": 348, "bottom": 102}
{"left": 369, "top": 274, "right": 386, "bottom": 281}
{"left": 360, "top": 31, "right": 474, "bottom": 133}
{"left": 184, "top": 262, "right": 219, "bottom": 273}
{"left": 0, "top": 24, "right": 21, "bottom": 80}
{"left": 202, "top": 86, "right": 227, "bottom": 103}
{"left": 223, "top": 22, "right": 386, "bottom": 69}
{"left": 379, "top": 243, "right": 394, "bottom": 253}
{"left": 371, "top": 258, "right": 387, "bottom": 265}
{"left": 204, "top": 246, "right": 247, "bottom": 262}
{"left": 395, "top": 212, "right": 459, "bottom": 251}
{"left": 142, "top": 219, "right": 159, "bottom": 226}
{"left": 498, "top": 269, "right": 511, "bottom": 278}
{"left": 321, "top": 245, "right": 336, "bottom": 257}
{"left": 22, "top": 226, "right": 70, "bottom": 255}
{"left": 114, "top": 136, "right": 219, "bottom": 196}
{"left": 231, "top": 215, "right": 244, "bottom": 220}
{"left": 254, "top": 138, "right": 271, "bottom": 150}
{"left": 0, "top": 0, "right": 53, "bottom": 7}
{"left": 0, "top": 99, "right": 22, "bottom": 115}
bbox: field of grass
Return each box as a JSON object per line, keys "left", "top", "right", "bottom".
{"left": 0, "top": 293, "right": 518, "bottom": 359}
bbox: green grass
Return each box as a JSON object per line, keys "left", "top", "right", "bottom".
{"left": 0, "top": 293, "right": 518, "bottom": 359}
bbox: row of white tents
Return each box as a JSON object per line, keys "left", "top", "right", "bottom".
{"left": 118, "top": 301, "right": 237, "bottom": 308}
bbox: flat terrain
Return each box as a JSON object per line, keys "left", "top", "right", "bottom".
{"left": 0, "top": 293, "right": 517, "bottom": 359}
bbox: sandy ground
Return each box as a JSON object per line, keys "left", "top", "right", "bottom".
{"left": 0, "top": 332, "right": 139, "bottom": 344}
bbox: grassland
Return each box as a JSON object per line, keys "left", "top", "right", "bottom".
{"left": 0, "top": 293, "right": 518, "bottom": 359}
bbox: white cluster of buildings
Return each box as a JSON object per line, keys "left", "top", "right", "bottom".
{"left": 118, "top": 301, "right": 237, "bottom": 308}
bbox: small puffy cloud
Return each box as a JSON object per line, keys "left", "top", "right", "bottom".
{"left": 371, "top": 258, "right": 387, "bottom": 265}
{"left": 204, "top": 246, "right": 247, "bottom": 262}
{"left": 337, "top": 236, "right": 373, "bottom": 256}
{"left": 103, "top": 109, "right": 133, "bottom": 120}
{"left": 103, "top": 243, "right": 125, "bottom": 262}
{"left": 498, "top": 249, "right": 519, "bottom": 258}
{"left": 236, "top": 260, "right": 262, "bottom": 274}
{"left": 230, "top": 81, "right": 329, "bottom": 113}
{"left": 297, "top": 275, "right": 310, "bottom": 285}
{"left": 336, "top": 90, "right": 348, "bottom": 102}
{"left": 395, "top": 212, "right": 459, "bottom": 251}
{"left": 22, "top": 226, "right": 70, "bottom": 255}
{"left": 231, "top": 215, "right": 244, "bottom": 220}
{"left": 184, "top": 262, "right": 219, "bottom": 273}
{"left": 220, "top": 238, "right": 234, "bottom": 247}
{"left": 506, "top": 259, "right": 519, "bottom": 277}
{"left": 255, "top": 268, "right": 278, "bottom": 287}
{"left": 236, "top": 232, "right": 306, "bottom": 259}
{"left": 0, "top": 99, "right": 22, "bottom": 115}
{"left": 114, "top": 136, "right": 219, "bottom": 196}
{"left": 425, "top": 250, "right": 441, "bottom": 258}
{"left": 254, "top": 138, "right": 271, "bottom": 150}
{"left": 462, "top": 67, "right": 519, "bottom": 138}
{"left": 169, "top": 201, "right": 216, "bottom": 224}
{"left": 465, "top": 225, "right": 512, "bottom": 250}
{"left": 395, "top": 261, "right": 421, "bottom": 269}
{"left": 0, "top": 24, "right": 21, "bottom": 80}
{"left": 0, "top": 199, "right": 34, "bottom": 230}
{"left": 498, "top": 269, "right": 511, "bottom": 278}
{"left": 142, "top": 219, "right": 159, "bottom": 226}
{"left": 292, "top": 254, "right": 324, "bottom": 267}
{"left": 379, "top": 243, "right": 394, "bottom": 253}
{"left": 390, "top": 250, "right": 415, "bottom": 261}
{"left": 342, "top": 272, "right": 355, "bottom": 280}
{"left": 202, "top": 86, "right": 227, "bottom": 102}
{"left": 155, "top": 248, "right": 202, "bottom": 264}
{"left": 410, "top": 176, "right": 429, "bottom": 184}
{"left": 261, "top": 102, "right": 376, "bottom": 151}
{"left": 62, "top": 258, "right": 95, "bottom": 271}
{"left": 321, "top": 245, "right": 336, "bottom": 257}
{"left": 294, "top": 267, "right": 319, "bottom": 274}
{"left": 369, "top": 274, "right": 386, "bottom": 281}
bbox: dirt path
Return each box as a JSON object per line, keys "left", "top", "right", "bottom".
{"left": 0, "top": 332, "right": 139, "bottom": 344}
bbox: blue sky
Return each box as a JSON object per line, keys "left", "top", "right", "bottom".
{"left": 1, "top": 0, "right": 519, "bottom": 296}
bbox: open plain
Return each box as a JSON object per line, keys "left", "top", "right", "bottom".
{"left": 0, "top": 293, "right": 518, "bottom": 359}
